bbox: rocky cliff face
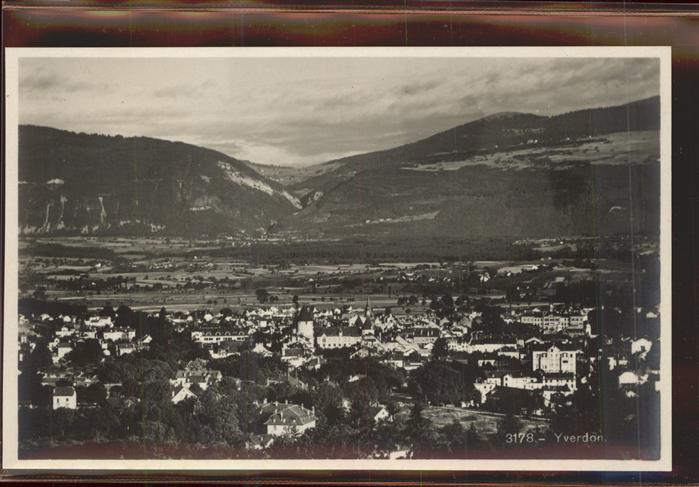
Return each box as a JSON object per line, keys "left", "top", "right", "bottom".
{"left": 18, "top": 126, "right": 299, "bottom": 236}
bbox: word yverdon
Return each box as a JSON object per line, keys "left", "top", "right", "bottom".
{"left": 554, "top": 432, "right": 606, "bottom": 444}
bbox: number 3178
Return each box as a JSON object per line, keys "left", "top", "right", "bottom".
{"left": 505, "top": 433, "right": 535, "bottom": 444}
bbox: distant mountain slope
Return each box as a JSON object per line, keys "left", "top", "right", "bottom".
{"left": 18, "top": 96, "right": 661, "bottom": 240}
{"left": 18, "top": 126, "right": 300, "bottom": 236}
{"left": 244, "top": 161, "right": 339, "bottom": 189}
{"left": 292, "top": 96, "right": 659, "bottom": 199}
{"left": 289, "top": 96, "right": 661, "bottom": 238}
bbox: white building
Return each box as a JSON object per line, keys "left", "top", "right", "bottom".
{"left": 53, "top": 343, "right": 73, "bottom": 364}
{"left": 86, "top": 316, "right": 113, "bottom": 328}
{"left": 503, "top": 374, "right": 541, "bottom": 390}
{"left": 467, "top": 338, "right": 519, "bottom": 354}
{"left": 170, "top": 366, "right": 222, "bottom": 391}
{"left": 191, "top": 328, "right": 248, "bottom": 344}
{"left": 53, "top": 386, "right": 77, "bottom": 410}
{"left": 55, "top": 326, "right": 76, "bottom": 339}
{"left": 171, "top": 385, "right": 198, "bottom": 404}
{"left": 618, "top": 370, "right": 648, "bottom": 386}
{"left": 521, "top": 311, "right": 587, "bottom": 334}
{"left": 260, "top": 402, "right": 317, "bottom": 437}
{"left": 542, "top": 373, "right": 577, "bottom": 391}
{"left": 474, "top": 381, "right": 498, "bottom": 403}
{"left": 630, "top": 337, "right": 653, "bottom": 356}
{"left": 316, "top": 326, "right": 362, "bottom": 349}
{"left": 532, "top": 344, "right": 579, "bottom": 374}
{"left": 252, "top": 343, "right": 273, "bottom": 357}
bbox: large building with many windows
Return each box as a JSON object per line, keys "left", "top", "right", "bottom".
{"left": 531, "top": 344, "right": 580, "bottom": 374}
{"left": 316, "top": 326, "right": 362, "bottom": 349}
{"left": 521, "top": 311, "right": 588, "bottom": 334}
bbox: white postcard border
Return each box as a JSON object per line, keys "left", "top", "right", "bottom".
{"left": 3, "top": 46, "right": 672, "bottom": 472}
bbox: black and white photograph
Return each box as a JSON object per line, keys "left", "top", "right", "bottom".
{"left": 3, "top": 47, "right": 671, "bottom": 471}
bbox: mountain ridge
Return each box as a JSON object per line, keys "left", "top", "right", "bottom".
{"left": 286, "top": 96, "right": 660, "bottom": 238}
{"left": 17, "top": 95, "right": 660, "bottom": 239}
{"left": 291, "top": 96, "right": 659, "bottom": 198}
{"left": 18, "top": 125, "right": 300, "bottom": 236}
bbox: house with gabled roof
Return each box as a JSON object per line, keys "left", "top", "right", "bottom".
{"left": 246, "top": 433, "right": 275, "bottom": 450}
{"left": 258, "top": 400, "right": 317, "bottom": 437}
{"left": 316, "top": 326, "right": 362, "bottom": 349}
{"left": 116, "top": 341, "right": 135, "bottom": 356}
{"left": 53, "top": 385, "right": 77, "bottom": 410}
{"left": 208, "top": 340, "right": 244, "bottom": 359}
{"left": 542, "top": 372, "right": 577, "bottom": 391}
{"left": 251, "top": 342, "right": 273, "bottom": 357}
{"left": 281, "top": 343, "right": 310, "bottom": 368}
{"left": 170, "top": 362, "right": 222, "bottom": 391}
{"left": 370, "top": 405, "right": 391, "bottom": 423}
{"left": 52, "top": 342, "right": 73, "bottom": 364}
{"left": 171, "top": 385, "right": 198, "bottom": 404}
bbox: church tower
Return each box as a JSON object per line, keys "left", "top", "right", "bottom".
{"left": 295, "top": 305, "right": 314, "bottom": 347}
{"left": 361, "top": 297, "right": 374, "bottom": 336}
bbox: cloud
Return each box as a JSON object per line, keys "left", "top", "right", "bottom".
{"left": 401, "top": 79, "right": 442, "bottom": 96}
{"left": 152, "top": 79, "right": 219, "bottom": 99}
{"left": 19, "top": 70, "right": 107, "bottom": 94}
{"left": 18, "top": 56, "right": 660, "bottom": 167}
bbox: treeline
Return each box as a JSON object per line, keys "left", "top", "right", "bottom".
{"left": 19, "top": 378, "right": 249, "bottom": 450}
{"left": 194, "top": 238, "right": 542, "bottom": 265}
{"left": 40, "top": 275, "right": 135, "bottom": 293}
{"left": 18, "top": 298, "right": 88, "bottom": 318}
{"left": 22, "top": 242, "right": 123, "bottom": 262}
{"left": 189, "top": 236, "right": 656, "bottom": 266}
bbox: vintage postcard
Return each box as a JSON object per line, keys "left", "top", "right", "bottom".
{"left": 3, "top": 46, "right": 671, "bottom": 471}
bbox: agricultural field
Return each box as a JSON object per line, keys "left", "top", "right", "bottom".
{"left": 402, "top": 131, "right": 659, "bottom": 172}
{"left": 18, "top": 234, "right": 655, "bottom": 313}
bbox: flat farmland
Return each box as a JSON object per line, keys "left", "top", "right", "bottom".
{"left": 18, "top": 235, "right": 649, "bottom": 312}
{"left": 19, "top": 238, "right": 438, "bottom": 312}
{"left": 51, "top": 292, "right": 412, "bottom": 314}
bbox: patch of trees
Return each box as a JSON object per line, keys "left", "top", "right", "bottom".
{"left": 410, "top": 360, "right": 479, "bottom": 405}
{"left": 66, "top": 339, "right": 104, "bottom": 366}
{"left": 19, "top": 379, "right": 244, "bottom": 450}
{"left": 209, "top": 352, "right": 287, "bottom": 385}
{"left": 545, "top": 362, "right": 660, "bottom": 459}
{"left": 255, "top": 288, "right": 270, "bottom": 303}
{"left": 587, "top": 307, "right": 660, "bottom": 340}
{"left": 396, "top": 295, "right": 420, "bottom": 306}
{"left": 23, "top": 242, "right": 122, "bottom": 262}
{"left": 47, "top": 275, "right": 134, "bottom": 293}
{"left": 486, "top": 387, "right": 543, "bottom": 416}
{"left": 263, "top": 400, "right": 493, "bottom": 459}
{"left": 316, "top": 357, "right": 406, "bottom": 402}
{"left": 18, "top": 298, "right": 87, "bottom": 318}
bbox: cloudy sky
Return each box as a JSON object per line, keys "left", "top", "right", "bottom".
{"left": 19, "top": 56, "right": 659, "bottom": 167}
